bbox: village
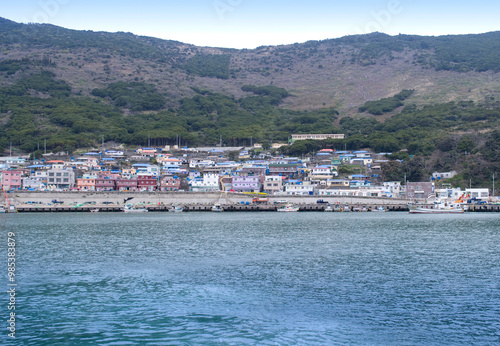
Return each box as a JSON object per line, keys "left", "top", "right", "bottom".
{"left": 0, "top": 135, "right": 494, "bottom": 208}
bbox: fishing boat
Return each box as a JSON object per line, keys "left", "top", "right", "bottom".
{"left": 211, "top": 203, "right": 224, "bottom": 212}
{"left": 169, "top": 205, "right": 184, "bottom": 213}
{"left": 277, "top": 203, "right": 299, "bottom": 212}
{"left": 324, "top": 204, "right": 333, "bottom": 212}
{"left": 408, "top": 200, "right": 464, "bottom": 214}
{"left": 123, "top": 204, "right": 148, "bottom": 213}
{"left": 90, "top": 208, "right": 100, "bottom": 213}
{"left": 371, "top": 206, "right": 386, "bottom": 212}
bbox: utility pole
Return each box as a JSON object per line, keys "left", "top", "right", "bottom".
{"left": 493, "top": 173, "right": 495, "bottom": 197}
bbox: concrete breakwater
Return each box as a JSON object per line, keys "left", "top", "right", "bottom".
{"left": 4, "top": 191, "right": 500, "bottom": 212}
{"left": 14, "top": 204, "right": 411, "bottom": 213}
{"left": 4, "top": 191, "right": 409, "bottom": 207}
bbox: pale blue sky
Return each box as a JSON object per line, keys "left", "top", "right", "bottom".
{"left": 2, "top": 0, "right": 499, "bottom": 48}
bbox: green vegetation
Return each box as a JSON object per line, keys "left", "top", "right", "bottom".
{"left": 333, "top": 32, "right": 500, "bottom": 72}
{"left": 1, "top": 17, "right": 500, "bottom": 187}
{"left": 183, "top": 54, "right": 231, "bottom": 79}
{"left": 91, "top": 82, "right": 166, "bottom": 111}
{"left": 359, "top": 89, "right": 414, "bottom": 115}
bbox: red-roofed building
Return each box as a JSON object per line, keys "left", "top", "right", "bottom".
{"left": 138, "top": 176, "right": 158, "bottom": 191}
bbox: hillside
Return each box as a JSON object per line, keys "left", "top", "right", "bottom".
{"left": 1, "top": 17, "right": 500, "bottom": 187}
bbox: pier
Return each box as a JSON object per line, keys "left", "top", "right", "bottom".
{"left": 11, "top": 203, "right": 500, "bottom": 213}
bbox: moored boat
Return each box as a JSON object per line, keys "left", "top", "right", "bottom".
{"left": 408, "top": 200, "right": 464, "bottom": 214}
{"left": 90, "top": 208, "right": 100, "bottom": 213}
{"left": 277, "top": 203, "right": 299, "bottom": 212}
{"left": 169, "top": 205, "right": 184, "bottom": 213}
{"left": 211, "top": 203, "right": 224, "bottom": 212}
{"left": 123, "top": 204, "right": 148, "bottom": 213}
{"left": 324, "top": 204, "right": 333, "bottom": 212}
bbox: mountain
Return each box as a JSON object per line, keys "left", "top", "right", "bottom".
{"left": 0, "top": 17, "right": 500, "bottom": 187}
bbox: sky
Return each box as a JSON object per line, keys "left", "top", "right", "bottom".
{"left": 2, "top": 0, "right": 500, "bottom": 49}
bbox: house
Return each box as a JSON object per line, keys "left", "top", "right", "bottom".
{"left": 116, "top": 178, "right": 138, "bottom": 192}
{"left": 232, "top": 175, "right": 260, "bottom": 193}
{"left": 383, "top": 182, "right": 402, "bottom": 198}
{"left": 2, "top": 170, "right": 23, "bottom": 190}
{"left": 309, "top": 166, "right": 338, "bottom": 182}
{"left": 95, "top": 176, "right": 116, "bottom": 191}
{"left": 284, "top": 180, "right": 316, "bottom": 195}
{"left": 406, "top": 182, "right": 435, "bottom": 199}
{"left": 432, "top": 171, "right": 458, "bottom": 180}
{"left": 137, "top": 176, "right": 158, "bottom": 191}
{"left": 189, "top": 173, "right": 220, "bottom": 192}
{"left": 220, "top": 176, "right": 233, "bottom": 192}
{"left": 268, "top": 163, "right": 298, "bottom": 178}
{"left": 46, "top": 169, "right": 75, "bottom": 190}
{"left": 160, "top": 176, "right": 182, "bottom": 191}
{"left": 133, "top": 164, "right": 160, "bottom": 177}
{"left": 263, "top": 175, "right": 283, "bottom": 194}
{"left": 290, "top": 134, "right": 345, "bottom": 142}
{"left": 22, "top": 176, "right": 44, "bottom": 190}
{"left": 466, "top": 188, "right": 489, "bottom": 199}
{"left": 0, "top": 157, "right": 26, "bottom": 166}
{"left": 76, "top": 174, "right": 97, "bottom": 191}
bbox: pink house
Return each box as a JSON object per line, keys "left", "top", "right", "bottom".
{"left": 116, "top": 179, "right": 138, "bottom": 191}
{"left": 95, "top": 177, "right": 117, "bottom": 191}
{"left": 138, "top": 176, "right": 158, "bottom": 191}
{"left": 2, "top": 170, "right": 23, "bottom": 190}
{"left": 160, "top": 176, "right": 181, "bottom": 191}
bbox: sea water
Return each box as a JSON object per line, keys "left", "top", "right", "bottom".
{"left": 1, "top": 212, "right": 499, "bottom": 345}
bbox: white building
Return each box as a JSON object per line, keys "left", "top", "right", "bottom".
{"left": 466, "top": 188, "right": 489, "bottom": 199}
{"left": 284, "top": 180, "right": 316, "bottom": 195}
{"left": 189, "top": 173, "right": 220, "bottom": 192}
{"left": 46, "top": 169, "right": 75, "bottom": 190}
{"left": 383, "top": 182, "right": 402, "bottom": 198}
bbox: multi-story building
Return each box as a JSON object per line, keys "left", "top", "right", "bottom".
{"left": 116, "top": 178, "right": 138, "bottom": 192}
{"left": 189, "top": 173, "right": 220, "bottom": 192}
{"left": 76, "top": 174, "right": 97, "bottom": 191}
{"left": 160, "top": 176, "right": 182, "bottom": 191}
{"left": 95, "top": 177, "right": 116, "bottom": 191}
{"left": 263, "top": 175, "right": 283, "bottom": 194}
{"left": 232, "top": 176, "right": 260, "bottom": 193}
{"left": 268, "top": 164, "right": 298, "bottom": 178}
{"left": 284, "top": 180, "right": 316, "bottom": 195}
{"left": 1, "top": 170, "right": 23, "bottom": 190}
{"left": 138, "top": 176, "right": 158, "bottom": 191}
{"left": 406, "top": 182, "right": 435, "bottom": 199}
{"left": 46, "top": 169, "right": 75, "bottom": 190}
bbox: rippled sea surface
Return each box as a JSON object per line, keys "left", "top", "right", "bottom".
{"left": 1, "top": 212, "right": 500, "bottom": 345}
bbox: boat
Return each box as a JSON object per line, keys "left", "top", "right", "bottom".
{"left": 0, "top": 205, "right": 16, "bottom": 213}
{"left": 90, "top": 208, "right": 100, "bottom": 213}
{"left": 169, "top": 205, "right": 184, "bottom": 213}
{"left": 1, "top": 183, "right": 16, "bottom": 213}
{"left": 324, "top": 204, "right": 333, "bottom": 212}
{"left": 408, "top": 200, "right": 464, "bottom": 214}
{"left": 123, "top": 204, "right": 148, "bottom": 213}
{"left": 342, "top": 205, "right": 351, "bottom": 212}
{"left": 371, "top": 206, "right": 386, "bottom": 212}
{"left": 211, "top": 203, "right": 224, "bottom": 212}
{"left": 277, "top": 203, "right": 299, "bottom": 212}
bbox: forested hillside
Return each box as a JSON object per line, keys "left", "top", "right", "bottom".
{"left": 0, "top": 17, "right": 500, "bottom": 187}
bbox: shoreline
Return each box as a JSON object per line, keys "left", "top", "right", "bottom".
{"left": 3, "top": 191, "right": 411, "bottom": 207}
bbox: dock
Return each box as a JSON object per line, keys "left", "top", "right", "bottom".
{"left": 11, "top": 203, "right": 500, "bottom": 213}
